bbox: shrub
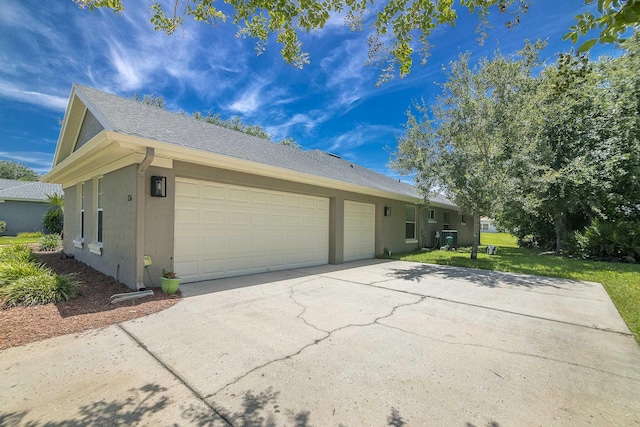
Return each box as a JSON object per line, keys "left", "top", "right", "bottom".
{"left": 0, "top": 220, "right": 5, "bottom": 235}
{"left": 38, "top": 234, "right": 62, "bottom": 251}
{"left": 16, "top": 231, "right": 44, "bottom": 238}
{"left": 0, "top": 245, "right": 36, "bottom": 264}
{"left": 43, "top": 208, "right": 63, "bottom": 234}
{"left": 569, "top": 218, "right": 640, "bottom": 262}
{"left": 0, "top": 273, "right": 80, "bottom": 307}
{"left": 0, "top": 258, "right": 48, "bottom": 288}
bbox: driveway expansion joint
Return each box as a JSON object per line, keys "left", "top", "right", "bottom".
{"left": 117, "top": 324, "right": 234, "bottom": 427}
{"left": 207, "top": 291, "right": 426, "bottom": 398}
{"left": 377, "top": 322, "right": 640, "bottom": 382}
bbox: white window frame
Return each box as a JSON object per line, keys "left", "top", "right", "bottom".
{"left": 405, "top": 205, "right": 417, "bottom": 243}
{"left": 73, "top": 182, "right": 85, "bottom": 248}
{"left": 428, "top": 209, "right": 437, "bottom": 223}
{"left": 89, "top": 177, "right": 104, "bottom": 255}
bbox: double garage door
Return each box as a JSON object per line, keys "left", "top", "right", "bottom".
{"left": 174, "top": 178, "right": 330, "bottom": 283}
{"left": 174, "top": 178, "right": 376, "bottom": 283}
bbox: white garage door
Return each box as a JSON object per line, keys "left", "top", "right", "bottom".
{"left": 174, "top": 178, "right": 329, "bottom": 283}
{"left": 343, "top": 200, "right": 375, "bottom": 262}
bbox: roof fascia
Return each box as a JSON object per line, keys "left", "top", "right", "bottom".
{"left": 0, "top": 198, "right": 47, "bottom": 203}
{"left": 114, "top": 133, "right": 423, "bottom": 204}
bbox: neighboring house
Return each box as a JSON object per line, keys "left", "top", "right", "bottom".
{"left": 0, "top": 179, "right": 63, "bottom": 235}
{"left": 43, "top": 84, "right": 476, "bottom": 290}
{"left": 480, "top": 217, "right": 498, "bottom": 233}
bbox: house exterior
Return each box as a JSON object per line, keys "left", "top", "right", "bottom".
{"left": 0, "top": 179, "right": 62, "bottom": 235}
{"left": 480, "top": 217, "right": 498, "bottom": 233}
{"left": 43, "top": 84, "right": 475, "bottom": 290}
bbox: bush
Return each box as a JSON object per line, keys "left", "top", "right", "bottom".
{"left": 0, "top": 220, "right": 5, "bottom": 235}
{"left": 0, "top": 245, "right": 36, "bottom": 264}
{"left": 43, "top": 208, "right": 63, "bottom": 234}
{"left": 568, "top": 219, "right": 640, "bottom": 262}
{"left": 0, "top": 273, "right": 80, "bottom": 307}
{"left": 0, "top": 244, "right": 81, "bottom": 307}
{"left": 38, "top": 234, "right": 62, "bottom": 251}
{"left": 0, "top": 258, "right": 49, "bottom": 288}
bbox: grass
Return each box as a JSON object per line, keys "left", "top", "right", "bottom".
{"left": 0, "top": 232, "right": 44, "bottom": 245}
{"left": 393, "top": 232, "right": 640, "bottom": 343}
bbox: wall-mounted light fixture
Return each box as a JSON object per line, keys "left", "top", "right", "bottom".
{"left": 384, "top": 206, "right": 392, "bottom": 217}
{"left": 150, "top": 176, "right": 167, "bottom": 197}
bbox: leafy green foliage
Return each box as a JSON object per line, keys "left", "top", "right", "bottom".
{"left": 391, "top": 42, "right": 543, "bottom": 258}
{"left": 43, "top": 192, "right": 64, "bottom": 235}
{"left": 16, "top": 232, "right": 44, "bottom": 239}
{"left": 73, "top": 0, "right": 531, "bottom": 82}
{"left": 0, "top": 221, "right": 5, "bottom": 235}
{"left": 0, "top": 273, "right": 81, "bottom": 308}
{"left": 279, "top": 137, "right": 301, "bottom": 149}
{"left": 192, "top": 110, "right": 271, "bottom": 139}
{"left": 130, "top": 93, "right": 166, "bottom": 108}
{"left": 565, "top": 1, "right": 640, "bottom": 51}
{"left": 569, "top": 219, "right": 640, "bottom": 262}
{"left": 0, "top": 244, "right": 80, "bottom": 307}
{"left": 0, "top": 244, "right": 37, "bottom": 264}
{"left": 0, "top": 160, "right": 39, "bottom": 181}
{"left": 38, "top": 234, "right": 62, "bottom": 252}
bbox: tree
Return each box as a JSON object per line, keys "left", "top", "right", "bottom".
{"left": 279, "top": 137, "right": 301, "bottom": 149}
{"left": 565, "top": 0, "right": 640, "bottom": 53}
{"left": 0, "top": 161, "right": 39, "bottom": 181}
{"left": 391, "top": 42, "right": 541, "bottom": 258}
{"left": 495, "top": 34, "right": 640, "bottom": 251}
{"left": 192, "top": 110, "right": 271, "bottom": 139}
{"left": 131, "top": 93, "right": 166, "bottom": 109}
{"left": 73, "top": 0, "right": 530, "bottom": 82}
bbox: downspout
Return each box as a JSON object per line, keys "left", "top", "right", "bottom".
{"left": 135, "top": 147, "right": 154, "bottom": 290}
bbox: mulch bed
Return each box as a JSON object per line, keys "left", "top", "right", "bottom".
{"left": 0, "top": 250, "right": 180, "bottom": 350}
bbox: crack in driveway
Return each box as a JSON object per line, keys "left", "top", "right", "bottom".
{"left": 205, "top": 287, "right": 425, "bottom": 399}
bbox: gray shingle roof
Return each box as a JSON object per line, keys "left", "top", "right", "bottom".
{"left": 74, "top": 84, "right": 454, "bottom": 206}
{"left": 0, "top": 182, "right": 63, "bottom": 202}
{"left": 0, "top": 178, "right": 31, "bottom": 191}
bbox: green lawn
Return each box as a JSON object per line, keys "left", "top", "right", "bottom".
{"left": 0, "top": 233, "right": 43, "bottom": 246}
{"left": 393, "top": 232, "right": 640, "bottom": 343}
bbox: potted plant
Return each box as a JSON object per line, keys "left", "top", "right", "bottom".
{"left": 161, "top": 268, "right": 181, "bottom": 294}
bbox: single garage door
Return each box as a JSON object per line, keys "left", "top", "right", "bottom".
{"left": 174, "top": 178, "right": 329, "bottom": 283}
{"left": 343, "top": 200, "right": 375, "bottom": 261}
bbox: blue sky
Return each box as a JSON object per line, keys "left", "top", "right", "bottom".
{"left": 0, "top": 0, "right": 616, "bottom": 179}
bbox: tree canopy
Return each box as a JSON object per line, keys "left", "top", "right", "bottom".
{"left": 74, "top": 0, "right": 530, "bottom": 82}
{"left": 74, "top": 1, "right": 639, "bottom": 81}
{"left": 0, "top": 161, "right": 40, "bottom": 181}
{"left": 393, "top": 33, "right": 640, "bottom": 254}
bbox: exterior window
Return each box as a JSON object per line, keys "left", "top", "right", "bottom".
{"left": 482, "top": 223, "right": 489, "bottom": 231}
{"left": 428, "top": 209, "right": 436, "bottom": 222}
{"left": 443, "top": 212, "right": 450, "bottom": 226}
{"left": 405, "top": 205, "right": 416, "bottom": 241}
{"left": 460, "top": 214, "right": 466, "bottom": 225}
{"left": 97, "top": 178, "right": 103, "bottom": 243}
{"left": 80, "top": 183, "right": 85, "bottom": 239}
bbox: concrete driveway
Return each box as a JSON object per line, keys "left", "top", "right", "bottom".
{"left": 1, "top": 260, "right": 639, "bottom": 426}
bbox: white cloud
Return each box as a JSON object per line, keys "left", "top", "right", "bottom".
{"left": 0, "top": 81, "right": 68, "bottom": 111}
{"left": 326, "top": 123, "right": 397, "bottom": 152}
{"left": 0, "top": 151, "right": 55, "bottom": 174}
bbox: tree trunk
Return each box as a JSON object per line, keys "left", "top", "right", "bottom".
{"left": 554, "top": 212, "right": 565, "bottom": 253}
{"left": 471, "top": 213, "right": 480, "bottom": 259}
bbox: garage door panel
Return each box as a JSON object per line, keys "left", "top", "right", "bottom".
{"left": 175, "top": 178, "right": 329, "bottom": 282}
{"left": 344, "top": 201, "right": 375, "bottom": 262}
